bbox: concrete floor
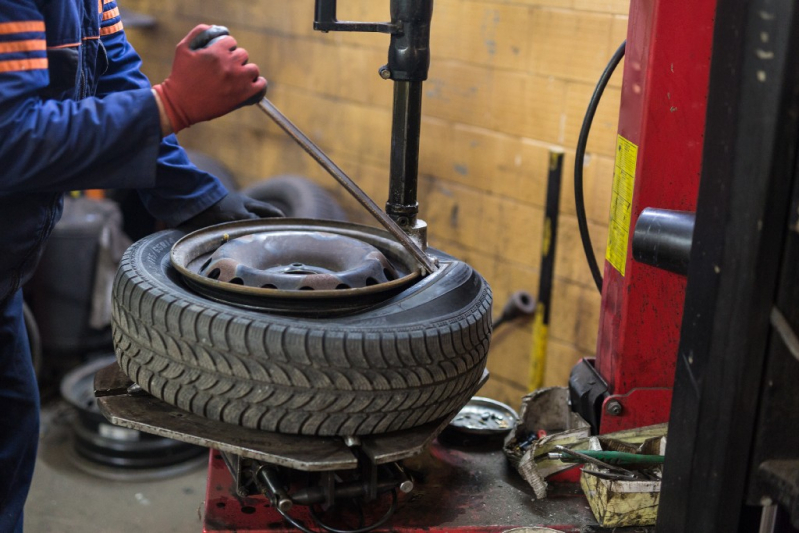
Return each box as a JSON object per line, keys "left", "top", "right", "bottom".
{"left": 25, "top": 401, "right": 208, "bottom": 533}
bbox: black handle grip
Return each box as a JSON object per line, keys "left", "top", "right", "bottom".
{"left": 188, "top": 25, "right": 230, "bottom": 51}
{"left": 188, "top": 25, "right": 266, "bottom": 107}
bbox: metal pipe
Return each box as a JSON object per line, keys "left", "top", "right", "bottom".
{"left": 256, "top": 98, "right": 437, "bottom": 274}
{"left": 255, "top": 465, "right": 293, "bottom": 513}
{"left": 632, "top": 208, "right": 696, "bottom": 276}
{"left": 386, "top": 81, "right": 423, "bottom": 227}
{"left": 291, "top": 477, "right": 400, "bottom": 506}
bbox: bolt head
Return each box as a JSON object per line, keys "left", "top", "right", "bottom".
{"left": 605, "top": 400, "right": 623, "bottom": 416}
{"left": 379, "top": 66, "right": 391, "bottom": 80}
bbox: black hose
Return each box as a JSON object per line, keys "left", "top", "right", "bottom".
{"left": 575, "top": 40, "right": 626, "bottom": 293}
{"left": 309, "top": 490, "right": 398, "bottom": 533}
{"left": 276, "top": 490, "right": 398, "bottom": 533}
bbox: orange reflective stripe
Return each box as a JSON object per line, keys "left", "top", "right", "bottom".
{"left": 102, "top": 7, "right": 120, "bottom": 21}
{"left": 0, "top": 58, "right": 47, "bottom": 73}
{"left": 100, "top": 21, "right": 123, "bottom": 35}
{"left": 0, "top": 21, "right": 45, "bottom": 35}
{"left": 0, "top": 40, "right": 45, "bottom": 53}
{"left": 48, "top": 42, "right": 81, "bottom": 49}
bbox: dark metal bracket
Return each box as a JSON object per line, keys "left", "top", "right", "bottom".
{"left": 314, "top": 0, "right": 401, "bottom": 34}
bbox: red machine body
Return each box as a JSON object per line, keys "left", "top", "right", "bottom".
{"left": 594, "top": 0, "right": 716, "bottom": 433}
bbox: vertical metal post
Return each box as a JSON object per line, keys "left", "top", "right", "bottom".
{"left": 387, "top": 81, "right": 423, "bottom": 226}
{"left": 384, "top": 0, "right": 433, "bottom": 230}
{"left": 529, "top": 150, "right": 563, "bottom": 390}
{"left": 588, "top": 0, "right": 716, "bottom": 434}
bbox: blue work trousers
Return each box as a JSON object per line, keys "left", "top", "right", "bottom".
{"left": 0, "top": 290, "right": 38, "bottom": 533}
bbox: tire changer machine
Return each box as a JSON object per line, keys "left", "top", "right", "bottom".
{"left": 94, "top": 0, "right": 791, "bottom": 531}
{"left": 95, "top": 2, "right": 599, "bottom": 531}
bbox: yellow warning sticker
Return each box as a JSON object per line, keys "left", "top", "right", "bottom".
{"left": 606, "top": 135, "right": 638, "bottom": 276}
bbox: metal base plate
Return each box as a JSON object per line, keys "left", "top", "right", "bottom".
{"left": 95, "top": 362, "right": 488, "bottom": 471}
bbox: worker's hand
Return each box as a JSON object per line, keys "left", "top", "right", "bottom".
{"left": 152, "top": 25, "right": 266, "bottom": 134}
{"left": 178, "top": 192, "right": 284, "bottom": 232}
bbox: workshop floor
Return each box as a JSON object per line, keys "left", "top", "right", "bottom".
{"left": 25, "top": 401, "right": 208, "bottom": 533}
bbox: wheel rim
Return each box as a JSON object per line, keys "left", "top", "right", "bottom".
{"left": 170, "top": 219, "right": 422, "bottom": 315}
{"left": 199, "top": 231, "right": 400, "bottom": 291}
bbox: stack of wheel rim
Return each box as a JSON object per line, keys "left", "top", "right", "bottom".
{"left": 60, "top": 356, "right": 206, "bottom": 479}
{"left": 111, "top": 215, "right": 492, "bottom": 437}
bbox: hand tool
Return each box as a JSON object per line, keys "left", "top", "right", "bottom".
{"left": 548, "top": 450, "right": 665, "bottom": 467}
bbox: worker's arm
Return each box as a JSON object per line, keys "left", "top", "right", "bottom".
{"left": 96, "top": 6, "right": 280, "bottom": 226}
{"left": 0, "top": 1, "right": 267, "bottom": 225}
{"left": 94, "top": 5, "right": 224, "bottom": 225}
{"left": 0, "top": 0, "right": 162, "bottom": 194}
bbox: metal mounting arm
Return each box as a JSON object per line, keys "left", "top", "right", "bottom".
{"left": 314, "top": 0, "right": 434, "bottom": 232}
{"left": 313, "top": 0, "right": 401, "bottom": 34}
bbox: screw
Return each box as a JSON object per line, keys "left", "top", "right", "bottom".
{"left": 605, "top": 399, "right": 623, "bottom": 416}
{"left": 379, "top": 65, "right": 391, "bottom": 80}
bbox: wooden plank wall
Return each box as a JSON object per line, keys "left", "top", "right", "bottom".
{"left": 122, "top": 0, "right": 629, "bottom": 410}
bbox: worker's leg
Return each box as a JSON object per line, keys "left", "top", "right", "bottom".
{"left": 0, "top": 290, "right": 39, "bottom": 533}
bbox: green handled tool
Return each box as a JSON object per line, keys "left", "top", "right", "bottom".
{"left": 549, "top": 449, "right": 665, "bottom": 466}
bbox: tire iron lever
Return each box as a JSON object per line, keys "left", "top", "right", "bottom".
{"left": 189, "top": 26, "right": 438, "bottom": 275}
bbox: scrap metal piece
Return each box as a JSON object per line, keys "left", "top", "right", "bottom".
{"left": 447, "top": 397, "right": 519, "bottom": 437}
{"left": 94, "top": 360, "right": 133, "bottom": 397}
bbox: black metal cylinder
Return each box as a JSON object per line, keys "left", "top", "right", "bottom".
{"left": 386, "top": 80, "right": 423, "bottom": 226}
{"left": 314, "top": 0, "right": 337, "bottom": 27}
{"left": 632, "top": 208, "right": 696, "bottom": 276}
{"left": 388, "top": 0, "right": 433, "bottom": 81}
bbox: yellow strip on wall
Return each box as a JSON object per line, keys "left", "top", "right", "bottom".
{"left": 528, "top": 303, "right": 548, "bottom": 391}
{"left": 605, "top": 134, "right": 638, "bottom": 276}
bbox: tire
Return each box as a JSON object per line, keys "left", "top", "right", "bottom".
{"left": 184, "top": 150, "right": 238, "bottom": 193}
{"left": 111, "top": 230, "right": 492, "bottom": 436}
{"left": 242, "top": 175, "right": 348, "bottom": 221}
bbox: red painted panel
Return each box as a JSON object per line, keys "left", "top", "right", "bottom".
{"left": 595, "top": 0, "right": 716, "bottom": 430}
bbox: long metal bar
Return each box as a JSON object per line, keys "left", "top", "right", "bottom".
{"left": 256, "top": 98, "right": 437, "bottom": 274}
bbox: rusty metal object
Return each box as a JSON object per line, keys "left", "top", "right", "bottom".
{"left": 256, "top": 99, "right": 438, "bottom": 274}
{"left": 95, "top": 361, "right": 489, "bottom": 472}
{"left": 199, "top": 231, "right": 399, "bottom": 291}
{"left": 171, "top": 219, "right": 424, "bottom": 315}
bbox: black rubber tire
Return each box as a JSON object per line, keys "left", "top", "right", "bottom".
{"left": 184, "top": 149, "right": 238, "bottom": 193}
{"left": 111, "top": 230, "right": 492, "bottom": 436}
{"left": 242, "top": 175, "right": 348, "bottom": 221}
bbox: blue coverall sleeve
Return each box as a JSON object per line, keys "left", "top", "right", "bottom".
{"left": 97, "top": 2, "right": 227, "bottom": 227}
{"left": 0, "top": 0, "right": 163, "bottom": 194}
